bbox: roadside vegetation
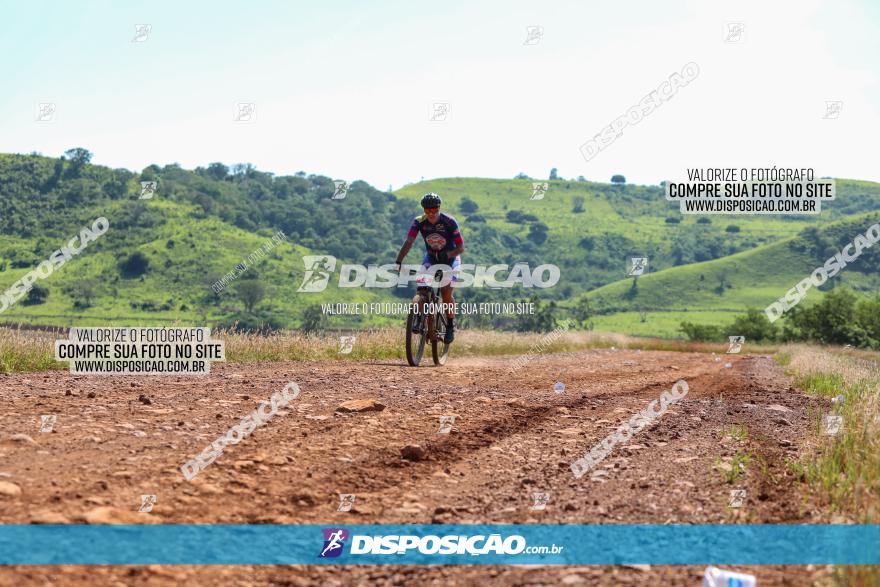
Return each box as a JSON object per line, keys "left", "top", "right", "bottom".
{"left": 776, "top": 345, "right": 880, "bottom": 586}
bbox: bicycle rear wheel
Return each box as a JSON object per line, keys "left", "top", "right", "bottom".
{"left": 405, "top": 300, "right": 427, "bottom": 366}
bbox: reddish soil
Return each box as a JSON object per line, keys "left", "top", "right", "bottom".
{"left": 0, "top": 348, "right": 833, "bottom": 585}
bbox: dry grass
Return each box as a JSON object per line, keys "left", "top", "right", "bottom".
{"left": 0, "top": 324, "right": 781, "bottom": 374}
{"left": 0, "top": 325, "right": 67, "bottom": 374}
{"left": 218, "top": 328, "right": 633, "bottom": 363}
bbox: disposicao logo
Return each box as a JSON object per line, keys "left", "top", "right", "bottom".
{"left": 297, "top": 255, "right": 560, "bottom": 292}
{"left": 298, "top": 256, "right": 337, "bottom": 293}
{"left": 319, "top": 528, "right": 349, "bottom": 558}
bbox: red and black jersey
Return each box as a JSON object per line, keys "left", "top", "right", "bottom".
{"left": 407, "top": 212, "right": 463, "bottom": 255}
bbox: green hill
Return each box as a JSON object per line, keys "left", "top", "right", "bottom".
{"left": 577, "top": 212, "right": 880, "bottom": 337}
{"left": 395, "top": 177, "right": 880, "bottom": 296}
{"left": 1, "top": 150, "right": 878, "bottom": 334}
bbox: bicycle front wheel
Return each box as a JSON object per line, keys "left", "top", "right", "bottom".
{"left": 431, "top": 311, "right": 450, "bottom": 366}
{"left": 405, "top": 304, "right": 427, "bottom": 366}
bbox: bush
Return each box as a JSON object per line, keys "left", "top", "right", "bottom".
{"left": 854, "top": 295, "right": 880, "bottom": 348}
{"left": 697, "top": 217, "right": 711, "bottom": 224}
{"left": 725, "top": 225, "right": 741, "bottom": 233}
{"left": 679, "top": 321, "right": 724, "bottom": 342}
{"left": 218, "top": 310, "right": 284, "bottom": 333}
{"left": 611, "top": 175, "right": 626, "bottom": 184}
{"left": 782, "top": 288, "right": 860, "bottom": 346}
{"left": 528, "top": 222, "right": 549, "bottom": 244}
{"left": 728, "top": 308, "right": 778, "bottom": 342}
{"left": 459, "top": 197, "right": 479, "bottom": 214}
{"left": 24, "top": 285, "right": 49, "bottom": 305}
{"left": 301, "top": 304, "right": 326, "bottom": 333}
{"left": 665, "top": 217, "right": 681, "bottom": 224}
{"left": 118, "top": 251, "right": 150, "bottom": 277}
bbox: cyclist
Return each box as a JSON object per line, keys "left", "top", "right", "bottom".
{"left": 394, "top": 192, "right": 463, "bottom": 344}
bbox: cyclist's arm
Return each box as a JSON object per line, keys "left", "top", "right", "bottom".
{"left": 395, "top": 235, "right": 416, "bottom": 265}
{"left": 447, "top": 227, "right": 464, "bottom": 258}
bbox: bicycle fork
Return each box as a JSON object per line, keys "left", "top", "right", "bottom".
{"left": 413, "top": 289, "right": 432, "bottom": 335}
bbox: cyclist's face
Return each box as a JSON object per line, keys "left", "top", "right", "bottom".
{"left": 424, "top": 207, "right": 439, "bottom": 222}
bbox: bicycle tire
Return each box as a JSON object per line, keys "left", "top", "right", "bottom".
{"left": 405, "top": 298, "right": 427, "bottom": 366}
{"left": 431, "top": 309, "right": 450, "bottom": 366}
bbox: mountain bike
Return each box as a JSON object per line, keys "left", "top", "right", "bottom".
{"left": 405, "top": 269, "right": 450, "bottom": 367}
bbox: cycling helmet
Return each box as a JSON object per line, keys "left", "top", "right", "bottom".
{"left": 420, "top": 192, "right": 442, "bottom": 208}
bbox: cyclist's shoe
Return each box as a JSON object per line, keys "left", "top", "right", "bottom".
{"left": 444, "top": 320, "right": 455, "bottom": 344}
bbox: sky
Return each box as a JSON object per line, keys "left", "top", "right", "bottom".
{"left": 1, "top": 0, "right": 878, "bottom": 189}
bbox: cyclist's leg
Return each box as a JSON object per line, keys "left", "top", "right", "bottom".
{"left": 439, "top": 256, "right": 460, "bottom": 312}
{"left": 414, "top": 253, "right": 433, "bottom": 305}
{"left": 440, "top": 256, "right": 460, "bottom": 343}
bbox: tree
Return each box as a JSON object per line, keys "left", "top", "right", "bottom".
{"left": 528, "top": 222, "right": 549, "bottom": 244}
{"left": 231, "top": 163, "right": 257, "bottom": 179}
{"left": 514, "top": 172, "right": 532, "bottom": 180}
{"left": 576, "top": 175, "right": 586, "bottom": 182}
{"left": 61, "top": 178, "right": 102, "bottom": 204}
{"left": 728, "top": 308, "right": 778, "bottom": 342}
{"left": 578, "top": 236, "right": 595, "bottom": 250}
{"left": 236, "top": 280, "right": 266, "bottom": 312}
{"left": 624, "top": 277, "right": 639, "bottom": 300}
{"left": 726, "top": 225, "right": 741, "bottom": 233}
{"left": 118, "top": 251, "right": 150, "bottom": 277}
{"left": 72, "top": 279, "right": 98, "bottom": 307}
{"left": 787, "top": 288, "right": 858, "bottom": 345}
{"left": 714, "top": 273, "right": 729, "bottom": 295}
{"left": 572, "top": 196, "right": 585, "bottom": 213}
{"left": 573, "top": 296, "right": 593, "bottom": 328}
{"left": 206, "top": 162, "right": 229, "bottom": 181}
{"left": 611, "top": 175, "right": 626, "bottom": 185}
{"left": 64, "top": 148, "right": 92, "bottom": 178}
{"left": 44, "top": 157, "right": 65, "bottom": 191}
{"left": 459, "top": 197, "right": 479, "bottom": 214}
{"left": 550, "top": 168, "right": 558, "bottom": 180}
{"left": 24, "top": 285, "right": 49, "bottom": 305}
{"left": 301, "top": 304, "right": 326, "bottom": 333}
{"left": 515, "top": 295, "right": 557, "bottom": 332}
{"left": 854, "top": 295, "right": 880, "bottom": 348}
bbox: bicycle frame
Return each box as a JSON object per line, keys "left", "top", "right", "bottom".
{"left": 405, "top": 269, "right": 450, "bottom": 366}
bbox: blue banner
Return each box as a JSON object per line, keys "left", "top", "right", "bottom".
{"left": 1, "top": 524, "right": 877, "bottom": 565}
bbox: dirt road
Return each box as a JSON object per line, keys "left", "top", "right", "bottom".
{"left": 0, "top": 348, "right": 831, "bottom": 585}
